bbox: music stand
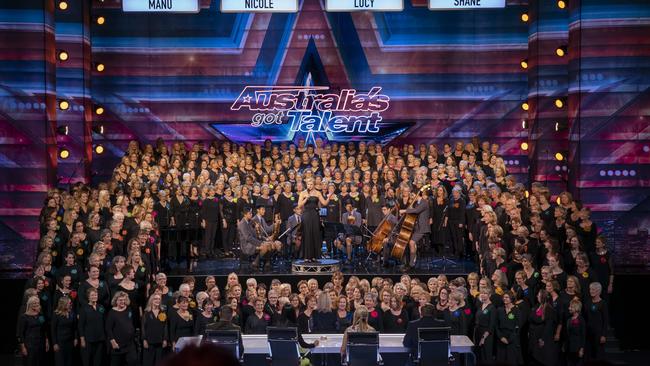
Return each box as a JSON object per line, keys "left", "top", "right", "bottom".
{"left": 323, "top": 222, "right": 345, "bottom": 258}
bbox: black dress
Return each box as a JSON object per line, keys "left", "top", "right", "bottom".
{"left": 495, "top": 306, "right": 523, "bottom": 366}
{"left": 383, "top": 309, "right": 409, "bottom": 333}
{"left": 474, "top": 304, "right": 497, "bottom": 363}
{"left": 430, "top": 199, "right": 448, "bottom": 251}
{"left": 300, "top": 196, "right": 322, "bottom": 260}
{"left": 528, "top": 306, "right": 557, "bottom": 366}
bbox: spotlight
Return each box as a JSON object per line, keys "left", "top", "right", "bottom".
{"left": 555, "top": 152, "right": 565, "bottom": 161}
{"left": 95, "top": 63, "right": 105, "bottom": 72}
{"left": 556, "top": 196, "right": 561, "bottom": 205}
{"left": 521, "top": 102, "right": 529, "bottom": 111}
{"left": 522, "top": 119, "right": 528, "bottom": 129}
{"left": 58, "top": 1, "right": 68, "bottom": 10}
{"left": 96, "top": 16, "right": 105, "bottom": 25}
{"left": 59, "top": 148, "right": 70, "bottom": 159}
{"left": 58, "top": 100, "right": 70, "bottom": 110}
{"left": 94, "top": 145, "right": 105, "bottom": 155}
{"left": 556, "top": 46, "right": 567, "bottom": 57}
{"left": 555, "top": 122, "right": 560, "bottom": 131}
{"left": 554, "top": 98, "right": 565, "bottom": 108}
{"left": 525, "top": 190, "right": 530, "bottom": 198}
{"left": 95, "top": 106, "right": 104, "bottom": 115}
{"left": 520, "top": 142, "right": 529, "bottom": 151}
{"left": 557, "top": 0, "right": 567, "bottom": 9}
{"left": 58, "top": 50, "right": 69, "bottom": 61}
{"left": 56, "top": 125, "right": 69, "bottom": 136}
{"left": 521, "top": 13, "right": 529, "bottom": 22}
{"left": 520, "top": 59, "right": 528, "bottom": 69}
{"left": 92, "top": 125, "right": 105, "bottom": 134}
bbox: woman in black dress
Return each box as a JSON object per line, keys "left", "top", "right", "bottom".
{"left": 585, "top": 282, "right": 608, "bottom": 361}
{"left": 51, "top": 297, "right": 76, "bottom": 366}
{"left": 169, "top": 296, "right": 194, "bottom": 348}
{"left": 495, "top": 292, "right": 523, "bottom": 366}
{"left": 244, "top": 298, "right": 270, "bottom": 334}
{"left": 312, "top": 292, "right": 338, "bottom": 333}
{"left": 430, "top": 185, "right": 448, "bottom": 256}
{"left": 528, "top": 289, "right": 557, "bottom": 366}
{"left": 335, "top": 295, "right": 352, "bottom": 332}
{"left": 106, "top": 291, "right": 137, "bottom": 366}
{"left": 16, "top": 296, "right": 47, "bottom": 366}
{"left": 297, "top": 178, "right": 331, "bottom": 262}
{"left": 475, "top": 288, "right": 497, "bottom": 364}
{"left": 170, "top": 187, "right": 190, "bottom": 263}
{"left": 78, "top": 287, "right": 105, "bottom": 366}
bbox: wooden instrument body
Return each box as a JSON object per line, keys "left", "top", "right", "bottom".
{"left": 368, "top": 212, "right": 396, "bottom": 254}
{"left": 390, "top": 212, "right": 417, "bottom": 260}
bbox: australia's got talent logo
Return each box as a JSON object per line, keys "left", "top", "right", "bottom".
{"left": 230, "top": 86, "right": 390, "bottom": 134}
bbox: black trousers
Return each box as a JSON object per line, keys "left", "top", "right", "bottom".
{"left": 109, "top": 344, "right": 137, "bottom": 366}
{"left": 54, "top": 342, "right": 74, "bottom": 366}
{"left": 142, "top": 343, "right": 165, "bottom": 366}
{"left": 448, "top": 222, "right": 466, "bottom": 257}
{"left": 222, "top": 223, "right": 236, "bottom": 252}
{"left": 23, "top": 342, "right": 45, "bottom": 366}
{"left": 82, "top": 341, "right": 104, "bottom": 366}
{"left": 202, "top": 221, "right": 218, "bottom": 255}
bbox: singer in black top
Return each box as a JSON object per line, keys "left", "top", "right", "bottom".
{"left": 200, "top": 186, "right": 220, "bottom": 258}
{"left": 447, "top": 186, "right": 467, "bottom": 258}
{"left": 16, "top": 297, "right": 47, "bottom": 366}
{"left": 220, "top": 187, "right": 238, "bottom": 257}
{"left": 430, "top": 186, "right": 448, "bottom": 256}
{"left": 297, "top": 178, "right": 331, "bottom": 262}
{"left": 169, "top": 296, "right": 195, "bottom": 346}
{"left": 78, "top": 287, "right": 106, "bottom": 366}
{"left": 51, "top": 297, "right": 76, "bottom": 366}
{"left": 141, "top": 293, "right": 169, "bottom": 366}
{"left": 105, "top": 292, "right": 137, "bottom": 366}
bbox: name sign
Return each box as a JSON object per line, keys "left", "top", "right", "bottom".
{"left": 231, "top": 86, "right": 390, "bottom": 135}
{"left": 428, "top": 0, "right": 505, "bottom": 10}
{"left": 221, "top": 0, "right": 299, "bottom": 12}
{"left": 122, "top": 0, "right": 199, "bottom": 12}
{"left": 326, "top": 0, "right": 403, "bottom": 12}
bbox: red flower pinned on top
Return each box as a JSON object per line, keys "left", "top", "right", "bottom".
{"left": 106, "top": 243, "right": 113, "bottom": 251}
{"left": 70, "top": 290, "right": 77, "bottom": 299}
{"left": 571, "top": 318, "right": 580, "bottom": 326}
{"left": 145, "top": 248, "right": 151, "bottom": 254}
{"left": 464, "top": 308, "right": 471, "bottom": 315}
{"left": 500, "top": 266, "right": 507, "bottom": 273}
{"left": 370, "top": 310, "right": 378, "bottom": 318}
{"left": 535, "top": 308, "right": 543, "bottom": 317}
{"left": 44, "top": 280, "right": 50, "bottom": 288}
{"left": 121, "top": 230, "right": 127, "bottom": 236}
{"left": 600, "top": 256, "right": 607, "bottom": 264}
{"left": 214, "top": 198, "right": 219, "bottom": 203}
{"left": 152, "top": 211, "right": 158, "bottom": 218}
{"left": 242, "top": 299, "right": 248, "bottom": 306}
{"left": 149, "top": 237, "right": 155, "bottom": 244}
{"left": 495, "top": 242, "right": 502, "bottom": 248}
{"left": 450, "top": 181, "right": 456, "bottom": 186}
{"left": 397, "top": 318, "right": 403, "bottom": 324}
{"left": 263, "top": 314, "right": 270, "bottom": 321}
{"left": 198, "top": 201, "right": 203, "bottom": 207}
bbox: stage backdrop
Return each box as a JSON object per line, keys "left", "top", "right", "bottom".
{"left": 0, "top": 0, "right": 648, "bottom": 273}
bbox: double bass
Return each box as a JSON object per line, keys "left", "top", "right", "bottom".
{"left": 390, "top": 185, "right": 429, "bottom": 260}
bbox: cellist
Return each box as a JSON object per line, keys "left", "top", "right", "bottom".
{"left": 397, "top": 185, "right": 431, "bottom": 271}
{"left": 380, "top": 203, "right": 399, "bottom": 268}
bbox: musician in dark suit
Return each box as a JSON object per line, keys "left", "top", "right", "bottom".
{"left": 402, "top": 303, "right": 448, "bottom": 356}
{"left": 205, "top": 306, "right": 244, "bottom": 355}
{"left": 285, "top": 204, "right": 303, "bottom": 259}
{"left": 250, "top": 205, "right": 282, "bottom": 269}
{"left": 380, "top": 203, "right": 399, "bottom": 267}
{"left": 237, "top": 208, "right": 263, "bottom": 270}
{"left": 335, "top": 200, "right": 363, "bottom": 264}
{"left": 398, "top": 186, "right": 431, "bottom": 270}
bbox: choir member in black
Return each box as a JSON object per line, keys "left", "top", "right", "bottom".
{"left": 78, "top": 287, "right": 105, "bottom": 366}
{"left": 297, "top": 178, "right": 331, "bottom": 262}
{"left": 153, "top": 190, "right": 171, "bottom": 266}
{"left": 298, "top": 295, "right": 317, "bottom": 334}
{"left": 496, "top": 292, "right": 523, "bottom": 366}
{"left": 447, "top": 186, "right": 467, "bottom": 258}
{"left": 545, "top": 280, "right": 566, "bottom": 346}
{"left": 169, "top": 296, "right": 195, "bottom": 348}
{"left": 566, "top": 299, "right": 586, "bottom": 366}
{"left": 188, "top": 186, "right": 202, "bottom": 259}
{"left": 364, "top": 293, "right": 384, "bottom": 332}
{"left": 475, "top": 288, "right": 497, "bottom": 364}
{"left": 584, "top": 282, "right": 608, "bottom": 361}
{"left": 430, "top": 185, "right": 448, "bottom": 256}
{"left": 51, "top": 275, "right": 74, "bottom": 315}
{"left": 576, "top": 207, "right": 597, "bottom": 253}
{"left": 51, "top": 297, "right": 76, "bottom": 366}
{"left": 200, "top": 185, "right": 220, "bottom": 259}
{"left": 170, "top": 187, "right": 190, "bottom": 263}
{"left": 590, "top": 236, "right": 614, "bottom": 298}
{"left": 57, "top": 251, "right": 82, "bottom": 287}
{"left": 383, "top": 294, "right": 409, "bottom": 333}
{"left": 277, "top": 182, "right": 299, "bottom": 223}
{"left": 16, "top": 296, "right": 48, "bottom": 366}
{"left": 245, "top": 298, "right": 270, "bottom": 334}
{"left": 336, "top": 295, "right": 352, "bottom": 332}
{"left": 574, "top": 253, "right": 598, "bottom": 299}
{"left": 312, "top": 292, "right": 338, "bottom": 333}
{"left": 220, "top": 186, "right": 238, "bottom": 258}
{"left": 444, "top": 291, "right": 469, "bottom": 336}
{"left": 106, "top": 291, "right": 138, "bottom": 366}
{"left": 77, "top": 265, "right": 110, "bottom": 310}
{"left": 116, "top": 264, "right": 142, "bottom": 328}
{"left": 398, "top": 185, "right": 431, "bottom": 269}
{"left": 528, "top": 289, "right": 557, "bottom": 366}
{"left": 195, "top": 298, "right": 217, "bottom": 336}
{"left": 141, "top": 293, "right": 169, "bottom": 366}
{"left": 324, "top": 183, "right": 341, "bottom": 223}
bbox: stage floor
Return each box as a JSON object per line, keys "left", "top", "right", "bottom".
{"left": 165, "top": 256, "right": 478, "bottom": 277}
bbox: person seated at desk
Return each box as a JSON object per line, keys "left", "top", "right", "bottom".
{"left": 334, "top": 200, "right": 363, "bottom": 265}
{"left": 205, "top": 306, "right": 244, "bottom": 355}
{"left": 341, "top": 305, "right": 375, "bottom": 361}
{"left": 403, "top": 303, "right": 448, "bottom": 355}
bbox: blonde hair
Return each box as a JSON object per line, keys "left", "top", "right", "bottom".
{"left": 111, "top": 291, "right": 131, "bottom": 307}
{"left": 569, "top": 298, "right": 582, "bottom": 314}
{"left": 25, "top": 296, "right": 40, "bottom": 313}
{"left": 145, "top": 293, "right": 161, "bottom": 312}
{"left": 54, "top": 297, "right": 72, "bottom": 316}
{"left": 316, "top": 291, "right": 332, "bottom": 313}
{"left": 350, "top": 305, "right": 372, "bottom": 332}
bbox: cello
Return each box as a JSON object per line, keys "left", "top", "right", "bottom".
{"left": 367, "top": 203, "right": 398, "bottom": 254}
{"left": 390, "top": 185, "right": 429, "bottom": 260}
